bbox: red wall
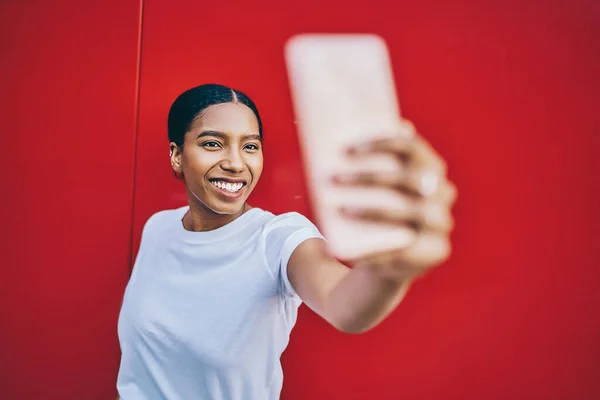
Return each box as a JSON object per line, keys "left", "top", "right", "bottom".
{"left": 0, "top": 1, "right": 142, "bottom": 399}
{"left": 2, "top": 0, "right": 599, "bottom": 399}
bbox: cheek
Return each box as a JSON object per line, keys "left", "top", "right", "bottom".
{"left": 183, "top": 148, "right": 215, "bottom": 175}
{"left": 248, "top": 154, "right": 264, "bottom": 178}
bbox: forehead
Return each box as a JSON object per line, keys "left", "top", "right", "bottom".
{"left": 191, "top": 102, "right": 259, "bottom": 135}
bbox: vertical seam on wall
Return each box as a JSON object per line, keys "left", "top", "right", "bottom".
{"left": 128, "top": 0, "right": 145, "bottom": 275}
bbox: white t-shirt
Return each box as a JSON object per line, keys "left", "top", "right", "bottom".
{"left": 117, "top": 206, "right": 324, "bottom": 400}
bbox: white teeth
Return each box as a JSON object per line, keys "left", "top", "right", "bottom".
{"left": 211, "top": 180, "right": 243, "bottom": 193}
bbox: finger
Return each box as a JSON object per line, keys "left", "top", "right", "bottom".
{"left": 353, "top": 233, "right": 452, "bottom": 276}
{"left": 347, "top": 136, "right": 415, "bottom": 160}
{"left": 420, "top": 201, "right": 455, "bottom": 234}
{"left": 399, "top": 119, "right": 417, "bottom": 135}
{"left": 340, "top": 204, "right": 421, "bottom": 230}
{"left": 348, "top": 136, "right": 446, "bottom": 174}
{"left": 345, "top": 119, "right": 416, "bottom": 156}
{"left": 333, "top": 168, "right": 443, "bottom": 198}
{"left": 396, "top": 232, "right": 452, "bottom": 268}
{"left": 438, "top": 180, "right": 458, "bottom": 206}
{"left": 341, "top": 200, "right": 453, "bottom": 235}
{"left": 334, "top": 170, "right": 418, "bottom": 197}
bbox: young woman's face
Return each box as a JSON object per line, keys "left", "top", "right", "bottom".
{"left": 173, "top": 102, "right": 263, "bottom": 215}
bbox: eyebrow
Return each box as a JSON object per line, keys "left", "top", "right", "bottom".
{"left": 196, "top": 130, "right": 261, "bottom": 142}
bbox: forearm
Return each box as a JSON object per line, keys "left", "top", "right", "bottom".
{"left": 325, "top": 267, "right": 411, "bottom": 334}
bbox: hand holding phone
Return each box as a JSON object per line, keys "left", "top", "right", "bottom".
{"left": 285, "top": 34, "right": 417, "bottom": 260}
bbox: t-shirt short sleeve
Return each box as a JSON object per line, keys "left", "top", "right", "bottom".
{"left": 264, "top": 212, "right": 325, "bottom": 299}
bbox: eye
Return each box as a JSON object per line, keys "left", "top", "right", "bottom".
{"left": 244, "top": 143, "right": 260, "bottom": 151}
{"left": 202, "top": 141, "right": 222, "bottom": 149}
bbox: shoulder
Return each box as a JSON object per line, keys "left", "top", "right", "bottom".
{"left": 142, "top": 206, "right": 186, "bottom": 236}
{"left": 262, "top": 211, "right": 320, "bottom": 232}
{"left": 258, "top": 210, "right": 326, "bottom": 297}
{"left": 259, "top": 210, "right": 324, "bottom": 250}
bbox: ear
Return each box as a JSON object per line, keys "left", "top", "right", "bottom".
{"left": 170, "top": 142, "right": 183, "bottom": 174}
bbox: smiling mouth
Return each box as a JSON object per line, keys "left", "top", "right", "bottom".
{"left": 209, "top": 179, "right": 247, "bottom": 194}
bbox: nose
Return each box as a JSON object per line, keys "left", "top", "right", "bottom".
{"left": 220, "top": 148, "right": 245, "bottom": 173}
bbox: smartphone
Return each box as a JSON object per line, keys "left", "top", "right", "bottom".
{"left": 285, "top": 33, "right": 416, "bottom": 260}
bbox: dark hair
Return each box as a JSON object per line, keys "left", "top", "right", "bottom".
{"left": 168, "top": 83, "right": 262, "bottom": 147}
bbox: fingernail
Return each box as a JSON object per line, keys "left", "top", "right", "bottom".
{"left": 419, "top": 171, "right": 440, "bottom": 197}
{"left": 346, "top": 142, "right": 373, "bottom": 155}
{"left": 340, "top": 207, "right": 361, "bottom": 216}
{"left": 345, "top": 146, "right": 358, "bottom": 155}
{"left": 333, "top": 174, "right": 354, "bottom": 183}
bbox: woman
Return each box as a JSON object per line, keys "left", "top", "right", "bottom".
{"left": 117, "top": 83, "right": 456, "bottom": 399}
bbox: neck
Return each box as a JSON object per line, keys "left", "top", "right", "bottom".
{"left": 183, "top": 194, "right": 248, "bottom": 232}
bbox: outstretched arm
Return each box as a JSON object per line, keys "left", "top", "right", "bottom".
{"left": 288, "top": 122, "right": 457, "bottom": 333}
{"left": 288, "top": 238, "right": 410, "bottom": 333}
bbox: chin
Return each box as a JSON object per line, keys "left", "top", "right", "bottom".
{"left": 201, "top": 192, "right": 249, "bottom": 216}
{"left": 208, "top": 201, "right": 246, "bottom": 215}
